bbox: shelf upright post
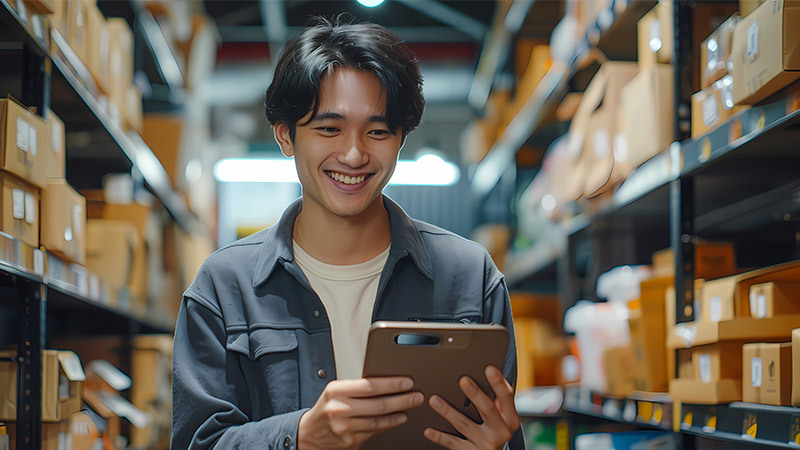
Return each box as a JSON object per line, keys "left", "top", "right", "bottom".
{"left": 13, "top": 282, "right": 44, "bottom": 450}
{"left": 671, "top": 0, "right": 696, "bottom": 329}
{"left": 20, "top": 43, "right": 49, "bottom": 117}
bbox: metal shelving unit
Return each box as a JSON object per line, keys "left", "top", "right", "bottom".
{"left": 0, "top": 2, "right": 183, "bottom": 448}
{"left": 477, "top": 0, "right": 800, "bottom": 448}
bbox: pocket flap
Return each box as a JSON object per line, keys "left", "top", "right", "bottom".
{"left": 226, "top": 329, "right": 298, "bottom": 360}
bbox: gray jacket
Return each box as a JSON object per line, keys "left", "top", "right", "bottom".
{"left": 172, "top": 196, "right": 523, "bottom": 449}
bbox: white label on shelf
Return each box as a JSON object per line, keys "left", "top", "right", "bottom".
{"left": 648, "top": 19, "right": 662, "bottom": 52}
{"left": 709, "top": 296, "right": 722, "bottom": 322}
{"left": 698, "top": 354, "right": 712, "bottom": 383}
{"left": 89, "top": 274, "right": 100, "bottom": 300}
{"left": 15, "top": 0, "right": 27, "bottom": 23}
{"left": 757, "top": 293, "right": 767, "bottom": 319}
{"left": 751, "top": 357, "right": 762, "bottom": 387}
{"left": 702, "top": 95, "right": 719, "bottom": 127}
{"left": 73, "top": 205, "right": 83, "bottom": 236}
{"left": 24, "top": 192, "right": 35, "bottom": 224}
{"left": 31, "top": 15, "right": 44, "bottom": 41}
{"left": 16, "top": 117, "right": 29, "bottom": 152}
{"left": 58, "top": 351, "right": 86, "bottom": 381}
{"left": 12, "top": 189, "right": 25, "bottom": 220}
{"left": 747, "top": 20, "right": 759, "bottom": 60}
{"left": 51, "top": 119, "right": 62, "bottom": 154}
{"left": 28, "top": 124, "right": 37, "bottom": 157}
{"left": 33, "top": 249, "right": 44, "bottom": 276}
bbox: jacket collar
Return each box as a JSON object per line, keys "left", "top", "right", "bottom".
{"left": 252, "top": 195, "right": 433, "bottom": 287}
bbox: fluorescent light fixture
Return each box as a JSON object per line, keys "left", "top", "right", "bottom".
{"left": 214, "top": 154, "right": 460, "bottom": 186}
{"left": 357, "top": 0, "right": 385, "bottom": 6}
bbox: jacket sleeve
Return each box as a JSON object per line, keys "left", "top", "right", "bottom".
{"left": 171, "top": 295, "right": 309, "bottom": 450}
{"left": 483, "top": 260, "right": 526, "bottom": 450}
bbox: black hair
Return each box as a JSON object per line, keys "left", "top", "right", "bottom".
{"left": 265, "top": 18, "right": 425, "bottom": 140}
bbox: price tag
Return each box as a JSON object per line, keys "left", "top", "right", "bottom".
{"left": 729, "top": 119, "right": 743, "bottom": 143}
{"left": 651, "top": 403, "right": 663, "bottom": 426}
{"left": 12, "top": 189, "right": 25, "bottom": 220}
{"left": 755, "top": 111, "right": 766, "bottom": 130}
{"left": 702, "top": 95, "right": 719, "bottom": 127}
{"left": 788, "top": 87, "right": 800, "bottom": 114}
{"left": 16, "top": 118, "right": 29, "bottom": 151}
{"left": 743, "top": 411, "right": 757, "bottom": 439}
{"left": 24, "top": 192, "right": 36, "bottom": 224}
{"left": 682, "top": 410, "right": 693, "bottom": 430}
{"left": 790, "top": 415, "right": 800, "bottom": 446}
{"left": 637, "top": 401, "right": 653, "bottom": 423}
{"left": 703, "top": 412, "right": 717, "bottom": 433}
{"left": 700, "top": 138, "right": 712, "bottom": 163}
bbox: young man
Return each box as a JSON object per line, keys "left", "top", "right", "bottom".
{"left": 172, "top": 20, "right": 523, "bottom": 450}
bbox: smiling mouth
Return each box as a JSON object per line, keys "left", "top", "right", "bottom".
{"left": 325, "top": 171, "right": 372, "bottom": 185}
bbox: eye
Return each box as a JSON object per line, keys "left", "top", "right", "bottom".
{"left": 315, "top": 126, "right": 340, "bottom": 135}
{"left": 368, "top": 129, "right": 392, "bottom": 138}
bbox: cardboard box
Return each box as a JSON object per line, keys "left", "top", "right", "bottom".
{"left": 701, "top": 277, "right": 737, "bottom": 323}
{"left": 86, "top": 219, "right": 140, "bottom": 296}
{"left": 0, "top": 97, "right": 47, "bottom": 188}
{"left": 130, "top": 335, "right": 172, "bottom": 448}
{"left": 514, "top": 318, "right": 564, "bottom": 390}
{"left": 731, "top": 0, "right": 800, "bottom": 104}
{"left": 669, "top": 315, "right": 800, "bottom": 349}
{"left": 651, "top": 242, "right": 737, "bottom": 280}
{"left": 567, "top": 62, "right": 638, "bottom": 199}
{"left": 742, "top": 343, "right": 761, "bottom": 402}
{"left": 638, "top": 0, "right": 674, "bottom": 70}
{"left": 1, "top": 171, "right": 40, "bottom": 247}
{"left": 720, "top": 260, "right": 800, "bottom": 318}
{"left": 761, "top": 342, "right": 792, "bottom": 405}
{"left": 0, "top": 350, "right": 85, "bottom": 422}
{"left": 691, "top": 76, "right": 749, "bottom": 139}
{"left": 677, "top": 348, "right": 693, "bottom": 379}
{"left": 792, "top": 328, "right": 800, "bottom": 406}
{"left": 8, "top": 413, "right": 99, "bottom": 450}
{"left": 740, "top": 0, "right": 767, "bottom": 17}
{"left": 67, "top": 0, "right": 89, "bottom": 63}
{"left": 749, "top": 281, "right": 800, "bottom": 318}
{"left": 617, "top": 64, "right": 674, "bottom": 171}
{"left": 83, "top": 389, "right": 122, "bottom": 445}
{"left": 107, "top": 18, "right": 134, "bottom": 126}
{"left": 100, "top": 202, "right": 152, "bottom": 242}
{"left": 85, "top": 2, "right": 109, "bottom": 95}
{"left": 23, "top": 0, "right": 55, "bottom": 15}
{"left": 629, "top": 277, "right": 671, "bottom": 392}
{"left": 44, "top": 109, "right": 65, "bottom": 179}
{"left": 700, "top": 15, "right": 739, "bottom": 89}
{"left": 691, "top": 342, "right": 742, "bottom": 383}
{"left": 41, "top": 179, "right": 87, "bottom": 264}
{"left": 669, "top": 378, "right": 742, "bottom": 404}
{"left": 142, "top": 115, "right": 184, "bottom": 186}
{"left": 48, "top": 0, "right": 68, "bottom": 41}
{"left": 603, "top": 344, "right": 641, "bottom": 397}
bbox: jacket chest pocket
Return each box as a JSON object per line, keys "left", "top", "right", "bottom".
{"left": 226, "top": 328, "right": 300, "bottom": 417}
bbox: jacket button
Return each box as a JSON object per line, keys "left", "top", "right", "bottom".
{"left": 283, "top": 435, "right": 292, "bottom": 447}
{"left": 317, "top": 368, "right": 327, "bottom": 378}
{"left": 312, "top": 310, "right": 321, "bottom": 318}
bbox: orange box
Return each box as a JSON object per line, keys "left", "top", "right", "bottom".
{"left": 85, "top": 1, "right": 110, "bottom": 95}
{"left": 1, "top": 171, "right": 40, "bottom": 247}
{"left": 691, "top": 76, "right": 749, "bottom": 139}
{"left": 0, "top": 97, "right": 47, "bottom": 188}
{"left": 41, "top": 179, "right": 87, "bottom": 264}
{"left": 792, "top": 328, "right": 800, "bottom": 406}
{"left": 749, "top": 281, "right": 800, "bottom": 318}
{"left": 651, "top": 242, "right": 737, "bottom": 280}
{"left": 742, "top": 343, "right": 761, "bottom": 403}
{"left": 669, "top": 378, "right": 741, "bottom": 404}
{"left": 691, "top": 342, "right": 742, "bottom": 383}
{"left": 760, "top": 342, "right": 792, "bottom": 405}
{"left": 107, "top": 18, "right": 134, "bottom": 125}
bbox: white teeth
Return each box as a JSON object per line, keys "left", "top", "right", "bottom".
{"left": 327, "top": 172, "right": 367, "bottom": 185}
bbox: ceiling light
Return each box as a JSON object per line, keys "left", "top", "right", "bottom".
{"left": 356, "top": 0, "right": 385, "bottom": 7}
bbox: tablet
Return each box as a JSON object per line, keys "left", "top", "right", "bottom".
{"left": 360, "top": 321, "right": 509, "bottom": 450}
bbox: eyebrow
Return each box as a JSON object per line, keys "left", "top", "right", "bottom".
{"left": 310, "top": 111, "right": 388, "bottom": 124}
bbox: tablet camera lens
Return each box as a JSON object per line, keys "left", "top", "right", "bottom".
{"left": 447, "top": 337, "right": 454, "bottom": 343}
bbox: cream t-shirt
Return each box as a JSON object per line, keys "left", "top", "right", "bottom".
{"left": 293, "top": 241, "right": 390, "bottom": 380}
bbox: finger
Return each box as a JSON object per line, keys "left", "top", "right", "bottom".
{"left": 428, "top": 395, "right": 480, "bottom": 442}
{"left": 458, "top": 376, "right": 504, "bottom": 430}
{"left": 345, "top": 412, "right": 409, "bottom": 433}
{"left": 485, "top": 365, "right": 520, "bottom": 428}
{"left": 347, "top": 391, "right": 425, "bottom": 416}
{"left": 332, "top": 377, "right": 414, "bottom": 398}
{"left": 423, "top": 427, "right": 472, "bottom": 450}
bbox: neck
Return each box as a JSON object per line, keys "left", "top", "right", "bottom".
{"left": 293, "top": 196, "right": 391, "bottom": 265}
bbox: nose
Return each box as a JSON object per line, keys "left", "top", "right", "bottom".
{"left": 338, "top": 136, "right": 369, "bottom": 168}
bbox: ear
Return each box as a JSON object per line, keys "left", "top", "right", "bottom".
{"left": 273, "top": 122, "right": 294, "bottom": 157}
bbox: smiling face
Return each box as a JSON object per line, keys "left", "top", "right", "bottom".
{"left": 273, "top": 67, "right": 404, "bottom": 221}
